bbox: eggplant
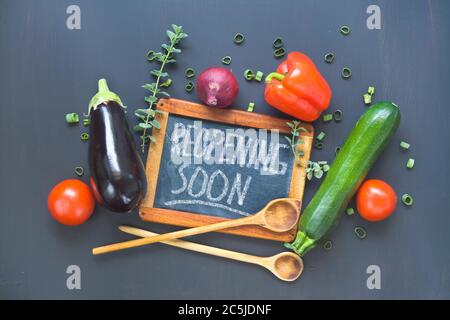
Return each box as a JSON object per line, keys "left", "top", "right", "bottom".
{"left": 88, "top": 79, "right": 147, "bottom": 212}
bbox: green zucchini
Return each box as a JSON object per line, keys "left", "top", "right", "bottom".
{"left": 286, "top": 101, "right": 400, "bottom": 256}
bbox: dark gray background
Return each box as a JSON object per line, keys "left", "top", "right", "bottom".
{"left": 1, "top": 0, "right": 449, "bottom": 299}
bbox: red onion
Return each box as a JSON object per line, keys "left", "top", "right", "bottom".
{"left": 196, "top": 67, "right": 239, "bottom": 108}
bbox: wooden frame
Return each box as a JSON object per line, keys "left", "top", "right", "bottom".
{"left": 139, "top": 99, "right": 314, "bottom": 242}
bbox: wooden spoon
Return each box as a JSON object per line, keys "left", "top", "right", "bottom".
{"left": 92, "top": 198, "right": 301, "bottom": 255}
{"left": 119, "top": 225, "right": 304, "bottom": 282}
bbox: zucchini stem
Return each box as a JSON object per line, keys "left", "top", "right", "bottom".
{"left": 284, "top": 230, "right": 316, "bottom": 256}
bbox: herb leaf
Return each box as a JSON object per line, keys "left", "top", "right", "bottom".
{"left": 136, "top": 24, "right": 187, "bottom": 153}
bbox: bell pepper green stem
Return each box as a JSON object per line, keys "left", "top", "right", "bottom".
{"left": 265, "top": 72, "right": 285, "bottom": 84}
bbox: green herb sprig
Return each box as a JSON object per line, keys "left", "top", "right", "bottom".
{"left": 134, "top": 24, "right": 187, "bottom": 152}
{"left": 285, "top": 120, "right": 307, "bottom": 164}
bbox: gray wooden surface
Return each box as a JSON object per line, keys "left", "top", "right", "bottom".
{"left": 1, "top": 0, "right": 449, "bottom": 299}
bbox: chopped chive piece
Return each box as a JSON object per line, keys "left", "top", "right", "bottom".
{"left": 83, "top": 118, "right": 90, "bottom": 126}
{"left": 340, "top": 25, "right": 351, "bottom": 35}
{"left": 254, "top": 71, "right": 264, "bottom": 82}
{"left": 221, "top": 55, "right": 232, "bottom": 65}
{"left": 363, "top": 93, "right": 372, "bottom": 105}
{"left": 74, "top": 166, "right": 84, "bottom": 177}
{"left": 407, "top": 158, "right": 415, "bottom": 169}
{"left": 324, "top": 52, "right": 334, "bottom": 63}
{"left": 368, "top": 86, "right": 375, "bottom": 95}
{"left": 160, "top": 78, "right": 172, "bottom": 87}
{"left": 400, "top": 141, "right": 410, "bottom": 150}
{"left": 234, "top": 32, "right": 245, "bottom": 44}
{"left": 316, "top": 131, "right": 326, "bottom": 141}
{"left": 274, "top": 47, "right": 286, "bottom": 58}
{"left": 335, "top": 146, "right": 341, "bottom": 156}
{"left": 185, "top": 67, "right": 195, "bottom": 78}
{"left": 402, "top": 194, "right": 413, "bottom": 206}
{"left": 273, "top": 37, "right": 284, "bottom": 49}
{"left": 314, "top": 170, "right": 324, "bottom": 179}
{"left": 346, "top": 207, "right": 355, "bottom": 216}
{"left": 80, "top": 133, "right": 89, "bottom": 141}
{"left": 333, "top": 109, "right": 343, "bottom": 122}
{"left": 322, "top": 113, "right": 333, "bottom": 122}
{"left": 354, "top": 226, "right": 367, "bottom": 239}
{"left": 65, "top": 113, "right": 79, "bottom": 124}
{"left": 341, "top": 67, "right": 352, "bottom": 79}
{"left": 185, "top": 81, "right": 194, "bottom": 92}
{"left": 247, "top": 102, "right": 255, "bottom": 112}
{"left": 244, "top": 69, "right": 254, "bottom": 81}
{"left": 323, "top": 240, "right": 333, "bottom": 250}
{"left": 314, "top": 140, "right": 324, "bottom": 150}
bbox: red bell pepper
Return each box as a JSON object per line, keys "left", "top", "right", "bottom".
{"left": 264, "top": 52, "right": 332, "bottom": 122}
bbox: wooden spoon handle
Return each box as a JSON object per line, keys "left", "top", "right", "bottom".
{"left": 92, "top": 214, "right": 258, "bottom": 255}
{"left": 118, "top": 225, "right": 265, "bottom": 266}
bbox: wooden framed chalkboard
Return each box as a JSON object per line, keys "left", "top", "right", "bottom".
{"left": 139, "top": 99, "right": 314, "bottom": 241}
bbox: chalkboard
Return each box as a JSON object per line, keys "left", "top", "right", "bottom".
{"left": 139, "top": 99, "right": 314, "bottom": 241}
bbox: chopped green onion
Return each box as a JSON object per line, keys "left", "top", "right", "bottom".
{"left": 324, "top": 52, "right": 334, "bottom": 63}
{"left": 83, "top": 118, "right": 90, "bottom": 126}
{"left": 407, "top": 158, "right": 415, "bottom": 169}
{"left": 323, "top": 240, "right": 333, "bottom": 250}
{"left": 185, "top": 81, "right": 194, "bottom": 92}
{"left": 346, "top": 207, "right": 355, "bottom": 216}
{"left": 314, "top": 140, "right": 324, "bottom": 150}
{"left": 333, "top": 109, "right": 343, "bottom": 122}
{"left": 340, "top": 25, "right": 351, "bottom": 35}
{"left": 363, "top": 93, "right": 372, "bottom": 105}
{"left": 354, "top": 226, "right": 367, "bottom": 239}
{"left": 185, "top": 68, "right": 195, "bottom": 78}
{"left": 314, "top": 170, "right": 324, "bottom": 179}
{"left": 80, "top": 133, "right": 89, "bottom": 141}
{"left": 322, "top": 164, "right": 330, "bottom": 172}
{"left": 316, "top": 131, "right": 326, "bottom": 141}
{"left": 65, "top": 113, "right": 79, "bottom": 124}
{"left": 322, "top": 113, "right": 333, "bottom": 122}
{"left": 221, "top": 56, "right": 232, "bottom": 65}
{"left": 400, "top": 141, "right": 410, "bottom": 150}
{"left": 274, "top": 47, "right": 286, "bottom": 58}
{"left": 368, "top": 86, "right": 375, "bottom": 95}
{"left": 234, "top": 32, "right": 245, "bottom": 44}
{"left": 160, "top": 78, "right": 172, "bottom": 87}
{"left": 74, "top": 166, "right": 84, "bottom": 177}
{"left": 402, "top": 194, "right": 413, "bottom": 206}
{"left": 273, "top": 37, "right": 284, "bottom": 49}
{"left": 244, "top": 69, "right": 254, "bottom": 81}
{"left": 335, "top": 146, "right": 341, "bottom": 156}
{"left": 247, "top": 102, "right": 255, "bottom": 112}
{"left": 254, "top": 71, "right": 264, "bottom": 82}
{"left": 341, "top": 67, "right": 352, "bottom": 79}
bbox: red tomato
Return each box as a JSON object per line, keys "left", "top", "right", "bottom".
{"left": 357, "top": 179, "right": 397, "bottom": 222}
{"left": 48, "top": 179, "right": 95, "bottom": 226}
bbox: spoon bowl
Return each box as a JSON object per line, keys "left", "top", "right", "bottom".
{"left": 269, "top": 252, "right": 304, "bottom": 281}
{"left": 261, "top": 198, "right": 301, "bottom": 232}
